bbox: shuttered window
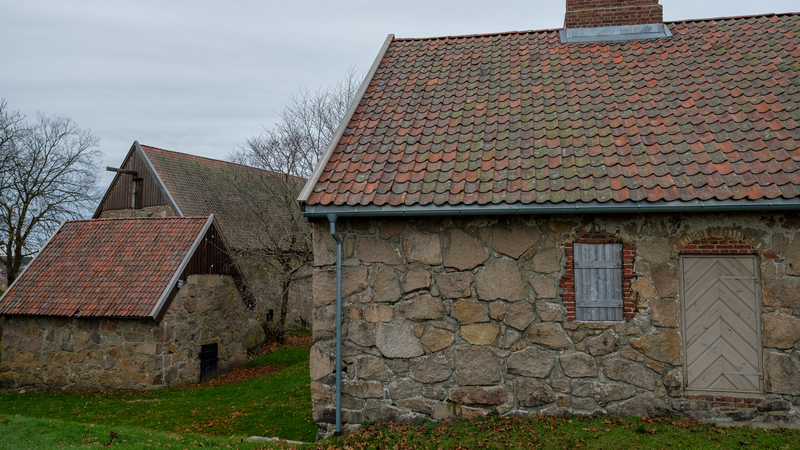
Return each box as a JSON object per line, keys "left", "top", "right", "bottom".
{"left": 574, "top": 243, "right": 623, "bottom": 321}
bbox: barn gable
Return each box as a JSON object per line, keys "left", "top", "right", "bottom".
{"left": 94, "top": 141, "right": 178, "bottom": 218}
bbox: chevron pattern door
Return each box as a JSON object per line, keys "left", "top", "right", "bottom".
{"left": 681, "top": 256, "right": 762, "bottom": 393}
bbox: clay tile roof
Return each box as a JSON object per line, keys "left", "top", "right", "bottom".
{"left": 0, "top": 217, "right": 210, "bottom": 318}
{"left": 140, "top": 145, "right": 302, "bottom": 248}
{"left": 305, "top": 13, "right": 800, "bottom": 208}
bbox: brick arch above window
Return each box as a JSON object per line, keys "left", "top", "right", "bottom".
{"left": 560, "top": 234, "right": 636, "bottom": 322}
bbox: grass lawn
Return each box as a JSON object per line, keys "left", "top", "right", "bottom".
{"left": 4, "top": 331, "right": 800, "bottom": 450}
{"left": 312, "top": 415, "right": 800, "bottom": 450}
{"left": 0, "top": 415, "right": 282, "bottom": 449}
{"left": 0, "top": 333, "right": 317, "bottom": 448}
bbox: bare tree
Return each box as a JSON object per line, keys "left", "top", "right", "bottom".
{"left": 229, "top": 69, "right": 361, "bottom": 336}
{"left": 0, "top": 107, "right": 103, "bottom": 284}
{"left": 0, "top": 101, "right": 27, "bottom": 193}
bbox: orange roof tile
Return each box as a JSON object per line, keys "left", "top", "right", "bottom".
{"left": 305, "top": 13, "right": 800, "bottom": 208}
{"left": 0, "top": 217, "right": 209, "bottom": 318}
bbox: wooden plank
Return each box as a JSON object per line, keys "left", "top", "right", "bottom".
{"left": 106, "top": 166, "right": 138, "bottom": 176}
{"left": 574, "top": 260, "right": 622, "bottom": 269}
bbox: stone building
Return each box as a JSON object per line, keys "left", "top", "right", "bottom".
{"left": 0, "top": 216, "right": 263, "bottom": 390}
{"left": 297, "top": 1, "right": 800, "bottom": 434}
{"left": 95, "top": 142, "right": 312, "bottom": 329}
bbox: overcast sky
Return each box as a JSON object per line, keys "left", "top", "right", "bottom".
{"left": 1, "top": 0, "right": 797, "bottom": 190}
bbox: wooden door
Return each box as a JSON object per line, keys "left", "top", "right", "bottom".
{"left": 681, "top": 256, "right": 762, "bottom": 393}
{"left": 134, "top": 178, "right": 144, "bottom": 209}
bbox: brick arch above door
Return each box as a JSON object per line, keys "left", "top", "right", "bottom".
{"left": 677, "top": 229, "right": 761, "bottom": 256}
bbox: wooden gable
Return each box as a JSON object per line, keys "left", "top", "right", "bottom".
{"left": 94, "top": 142, "right": 175, "bottom": 216}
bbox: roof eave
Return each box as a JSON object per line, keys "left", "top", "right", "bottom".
{"left": 297, "top": 34, "right": 395, "bottom": 205}
{"left": 304, "top": 198, "right": 800, "bottom": 218}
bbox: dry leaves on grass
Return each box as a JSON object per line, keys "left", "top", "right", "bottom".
{"left": 249, "top": 333, "right": 314, "bottom": 359}
{"left": 188, "top": 365, "right": 284, "bottom": 389}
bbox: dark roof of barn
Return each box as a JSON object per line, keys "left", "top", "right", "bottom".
{"left": 0, "top": 217, "right": 213, "bottom": 319}
{"left": 139, "top": 145, "right": 299, "bottom": 249}
{"left": 301, "top": 13, "right": 800, "bottom": 214}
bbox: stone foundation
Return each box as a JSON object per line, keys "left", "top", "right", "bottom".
{"left": 0, "top": 274, "right": 260, "bottom": 390}
{"left": 310, "top": 212, "right": 800, "bottom": 434}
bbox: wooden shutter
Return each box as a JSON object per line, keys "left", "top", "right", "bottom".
{"left": 682, "top": 256, "right": 761, "bottom": 393}
{"left": 574, "top": 243, "right": 623, "bottom": 321}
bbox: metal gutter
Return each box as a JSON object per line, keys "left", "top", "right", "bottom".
{"left": 149, "top": 215, "right": 215, "bottom": 320}
{"left": 297, "top": 34, "right": 395, "bottom": 204}
{"left": 136, "top": 141, "right": 184, "bottom": 217}
{"left": 327, "top": 214, "right": 343, "bottom": 436}
{"left": 304, "top": 198, "right": 800, "bottom": 218}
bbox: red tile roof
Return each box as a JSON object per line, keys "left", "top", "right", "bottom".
{"left": 0, "top": 217, "right": 210, "bottom": 318}
{"left": 141, "top": 145, "right": 303, "bottom": 248}
{"left": 305, "top": 13, "right": 800, "bottom": 208}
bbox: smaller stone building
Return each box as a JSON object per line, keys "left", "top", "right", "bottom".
{"left": 0, "top": 216, "right": 263, "bottom": 390}
{"left": 95, "top": 142, "right": 312, "bottom": 329}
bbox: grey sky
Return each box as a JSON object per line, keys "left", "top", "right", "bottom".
{"left": 1, "top": 1, "right": 797, "bottom": 191}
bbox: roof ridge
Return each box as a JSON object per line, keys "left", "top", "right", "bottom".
{"left": 391, "top": 11, "right": 800, "bottom": 42}
{"left": 140, "top": 144, "right": 275, "bottom": 175}
{"left": 392, "top": 29, "right": 559, "bottom": 42}
{"left": 72, "top": 216, "right": 209, "bottom": 224}
{"left": 664, "top": 11, "right": 798, "bottom": 24}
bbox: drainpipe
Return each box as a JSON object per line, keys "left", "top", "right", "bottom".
{"left": 327, "top": 214, "right": 343, "bottom": 436}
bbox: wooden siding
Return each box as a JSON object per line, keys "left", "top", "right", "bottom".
{"left": 682, "top": 256, "right": 762, "bottom": 393}
{"left": 100, "top": 149, "right": 169, "bottom": 211}
{"left": 574, "top": 243, "right": 624, "bottom": 321}
{"left": 183, "top": 224, "right": 231, "bottom": 278}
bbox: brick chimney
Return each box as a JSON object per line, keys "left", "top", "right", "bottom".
{"left": 565, "top": 0, "right": 663, "bottom": 29}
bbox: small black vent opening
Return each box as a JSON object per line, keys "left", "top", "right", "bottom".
{"left": 200, "top": 343, "right": 218, "bottom": 382}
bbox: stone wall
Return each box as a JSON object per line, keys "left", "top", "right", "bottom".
{"left": 235, "top": 254, "right": 313, "bottom": 330}
{"left": 309, "top": 212, "right": 800, "bottom": 434}
{"left": 286, "top": 266, "right": 313, "bottom": 329}
{"left": 0, "top": 274, "right": 260, "bottom": 391}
